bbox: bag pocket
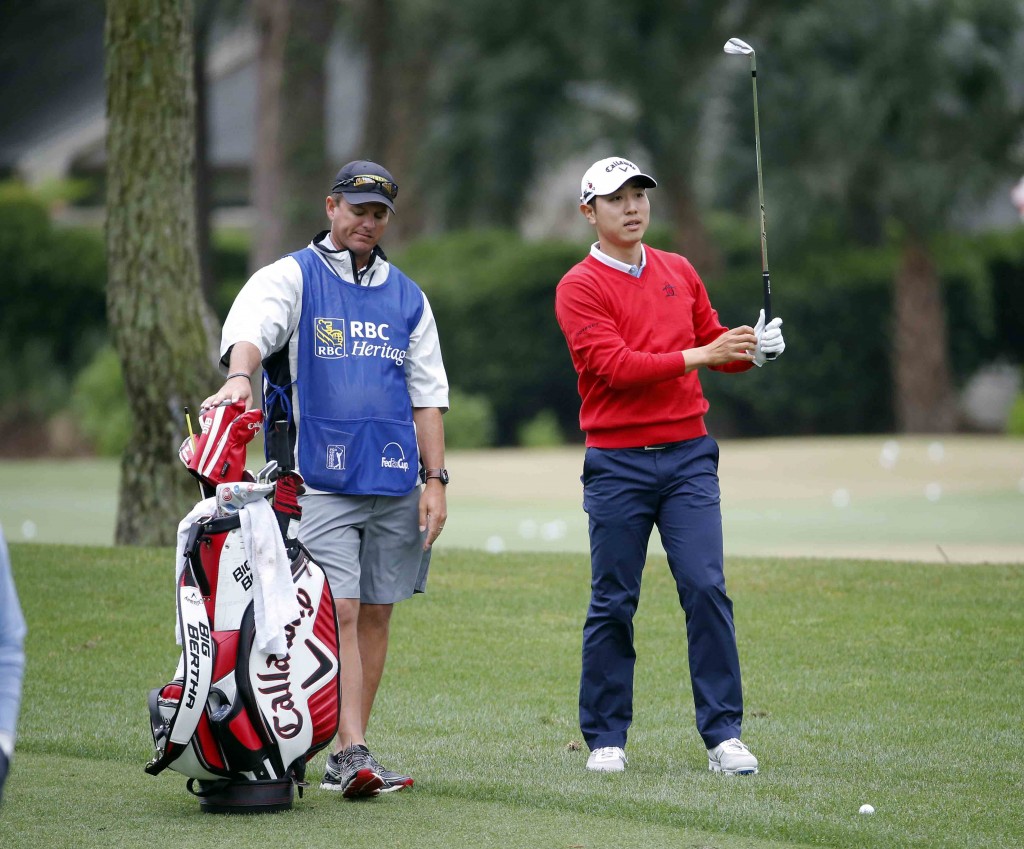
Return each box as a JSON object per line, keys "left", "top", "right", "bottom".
{"left": 298, "top": 415, "right": 418, "bottom": 496}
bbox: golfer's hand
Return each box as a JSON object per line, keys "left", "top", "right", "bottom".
{"left": 419, "top": 480, "right": 448, "bottom": 550}
{"left": 752, "top": 310, "right": 785, "bottom": 366}
{"left": 700, "top": 326, "right": 758, "bottom": 366}
{"left": 200, "top": 374, "right": 253, "bottom": 411}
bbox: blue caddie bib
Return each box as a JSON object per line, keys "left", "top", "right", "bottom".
{"left": 290, "top": 247, "right": 424, "bottom": 496}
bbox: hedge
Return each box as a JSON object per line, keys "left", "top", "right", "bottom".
{"left": 3, "top": 181, "right": 1021, "bottom": 449}
{"left": 397, "top": 221, "right": 1024, "bottom": 442}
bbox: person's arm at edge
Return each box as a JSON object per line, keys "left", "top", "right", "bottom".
{"left": 0, "top": 529, "right": 26, "bottom": 775}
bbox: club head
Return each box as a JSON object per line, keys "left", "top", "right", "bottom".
{"left": 256, "top": 459, "right": 280, "bottom": 484}
{"left": 724, "top": 37, "right": 754, "bottom": 56}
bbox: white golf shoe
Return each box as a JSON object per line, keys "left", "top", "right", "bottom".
{"left": 707, "top": 738, "right": 759, "bottom": 775}
{"left": 586, "top": 746, "right": 627, "bottom": 772}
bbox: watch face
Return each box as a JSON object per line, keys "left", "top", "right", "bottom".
{"left": 439, "top": 468, "right": 450, "bottom": 484}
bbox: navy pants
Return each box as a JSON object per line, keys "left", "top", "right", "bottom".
{"left": 579, "top": 435, "right": 743, "bottom": 751}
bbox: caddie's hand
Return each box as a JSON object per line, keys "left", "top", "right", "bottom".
{"left": 418, "top": 480, "right": 448, "bottom": 550}
{"left": 752, "top": 309, "right": 785, "bottom": 366}
{"left": 200, "top": 373, "right": 253, "bottom": 411}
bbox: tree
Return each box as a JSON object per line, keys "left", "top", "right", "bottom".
{"left": 573, "top": 0, "right": 787, "bottom": 275}
{"left": 106, "top": 0, "right": 220, "bottom": 544}
{"left": 424, "top": 0, "right": 586, "bottom": 231}
{"left": 251, "top": 0, "right": 338, "bottom": 268}
{"left": 345, "top": 0, "right": 440, "bottom": 240}
{"left": 761, "top": 0, "right": 1024, "bottom": 431}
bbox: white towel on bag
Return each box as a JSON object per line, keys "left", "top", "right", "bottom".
{"left": 174, "top": 495, "right": 298, "bottom": 655}
{"left": 238, "top": 497, "right": 299, "bottom": 655}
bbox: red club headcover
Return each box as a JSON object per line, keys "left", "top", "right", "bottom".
{"left": 184, "top": 401, "right": 264, "bottom": 487}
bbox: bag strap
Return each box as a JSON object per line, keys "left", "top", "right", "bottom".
{"left": 145, "top": 580, "right": 215, "bottom": 776}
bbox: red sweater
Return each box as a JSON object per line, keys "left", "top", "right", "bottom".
{"left": 555, "top": 247, "right": 751, "bottom": 448}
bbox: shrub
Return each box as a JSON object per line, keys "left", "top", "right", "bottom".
{"left": 71, "top": 345, "right": 131, "bottom": 457}
{"left": 397, "top": 230, "right": 582, "bottom": 445}
{"left": 0, "top": 182, "right": 107, "bottom": 420}
{"left": 442, "top": 389, "right": 497, "bottom": 449}
{"left": 516, "top": 409, "right": 564, "bottom": 447}
{"left": 1007, "top": 393, "right": 1024, "bottom": 437}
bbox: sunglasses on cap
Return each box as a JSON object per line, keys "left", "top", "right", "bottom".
{"left": 333, "top": 174, "right": 399, "bottom": 200}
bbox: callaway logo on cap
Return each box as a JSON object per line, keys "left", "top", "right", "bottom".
{"left": 580, "top": 157, "right": 658, "bottom": 204}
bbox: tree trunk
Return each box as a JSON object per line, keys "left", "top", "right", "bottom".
{"left": 893, "top": 235, "right": 956, "bottom": 432}
{"left": 251, "top": 0, "right": 335, "bottom": 269}
{"left": 193, "top": 0, "right": 215, "bottom": 304}
{"left": 106, "top": 0, "right": 220, "bottom": 545}
{"left": 355, "top": 0, "right": 431, "bottom": 241}
{"left": 251, "top": 0, "right": 288, "bottom": 269}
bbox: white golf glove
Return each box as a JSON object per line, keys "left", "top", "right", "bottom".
{"left": 752, "top": 309, "right": 785, "bottom": 366}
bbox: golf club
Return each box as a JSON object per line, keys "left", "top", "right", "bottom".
{"left": 724, "top": 36, "right": 776, "bottom": 358}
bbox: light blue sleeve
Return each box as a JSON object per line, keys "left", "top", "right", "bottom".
{"left": 0, "top": 526, "right": 26, "bottom": 742}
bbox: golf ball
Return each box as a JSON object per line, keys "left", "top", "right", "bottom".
{"left": 831, "top": 488, "right": 851, "bottom": 508}
{"left": 859, "top": 804, "right": 875, "bottom": 815}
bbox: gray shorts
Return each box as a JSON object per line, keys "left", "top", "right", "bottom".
{"left": 297, "top": 489, "right": 430, "bottom": 603}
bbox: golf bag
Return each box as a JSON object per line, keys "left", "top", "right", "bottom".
{"left": 147, "top": 404, "right": 340, "bottom": 813}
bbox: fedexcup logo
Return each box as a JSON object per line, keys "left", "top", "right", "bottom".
{"left": 380, "top": 442, "right": 409, "bottom": 472}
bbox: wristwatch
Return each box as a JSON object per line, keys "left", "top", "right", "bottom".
{"left": 420, "top": 467, "right": 450, "bottom": 485}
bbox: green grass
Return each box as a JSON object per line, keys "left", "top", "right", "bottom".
{"left": 4, "top": 543, "right": 1023, "bottom": 847}
{"left": 3, "top": 436, "right": 1022, "bottom": 563}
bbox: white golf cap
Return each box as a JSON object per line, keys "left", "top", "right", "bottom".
{"left": 580, "top": 157, "right": 657, "bottom": 204}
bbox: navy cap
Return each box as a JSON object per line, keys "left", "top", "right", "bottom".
{"left": 331, "top": 160, "right": 398, "bottom": 212}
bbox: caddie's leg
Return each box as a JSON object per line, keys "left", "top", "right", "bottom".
{"left": 334, "top": 597, "right": 368, "bottom": 749}
{"left": 357, "top": 602, "right": 393, "bottom": 731}
{"left": 656, "top": 436, "right": 744, "bottom": 749}
{"left": 579, "top": 447, "right": 657, "bottom": 750}
{"left": 297, "top": 493, "right": 372, "bottom": 752}
{"left": 355, "top": 489, "right": 428, "bottom": 733}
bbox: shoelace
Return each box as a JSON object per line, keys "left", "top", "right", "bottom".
{"left": 716, "top": 738, "right": 749, "bottom": 754}
{"left": 593, "top": 746, "right": 624, "bottom": 760}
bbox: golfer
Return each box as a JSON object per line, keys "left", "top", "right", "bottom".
{"left": 555, "top": 157, "right": 785, "bottom": 775}
{"left": 202, "top": 160, "right": 450, "bottom": 798}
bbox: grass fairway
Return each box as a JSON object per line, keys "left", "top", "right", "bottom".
{"left": 4, "top": 543, "right": 1023, "bottom": 848}
{"left": 2, "top": 436, "right": 1022, "bottom": 563}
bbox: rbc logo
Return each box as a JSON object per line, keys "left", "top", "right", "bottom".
{"left": 315, "top": 318, "right": 346, "bottom": 358}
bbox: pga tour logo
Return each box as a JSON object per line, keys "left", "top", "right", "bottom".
{"left": 327, "top": 444, "right": 346, "bottom": 471}
{"left": 380, "top": 442, "right": 409, "bottom": 472}
{"left": 315, "top": 317, "right": 393, "bottom": 359}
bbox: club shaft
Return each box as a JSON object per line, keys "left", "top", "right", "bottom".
{"left": 749, "top": 58, "right": 774, "bottom": 329}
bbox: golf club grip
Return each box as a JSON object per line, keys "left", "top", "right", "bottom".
{"left": 762, "top": 270, "right": 777, "bottom": 361}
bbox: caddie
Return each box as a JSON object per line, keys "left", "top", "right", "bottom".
{"left": 202, "top": 160, "right": 450, "bottom": 799}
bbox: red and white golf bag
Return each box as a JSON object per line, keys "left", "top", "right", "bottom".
{"left": 147, "top": 403, "right": 340, "bottom": 813}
